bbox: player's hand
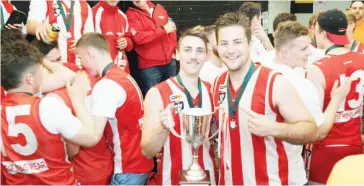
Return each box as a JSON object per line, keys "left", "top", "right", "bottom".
{"left": 116, "top": 37, "right": 127, "bottom": 50}
{"left": 163, "top": 22, "right": 176, "bottom": 34}
{"left": 330, "top": 77, "right": 351, "bottom": 103}
{"left": 5, "top": 23, "right": 23, "bottom": 30}
{"left": 36, "top": 23, "right": 51, "bottom": 42}
{"left": 252, "top": 23, "right": 268, "bottom": 42}
{"left": 241, "top": 107, "right": 276, "bottom": 137}
{"left": 66, "top": 71, "right": 90, "bottom": 101}
{"left": 69, "top": 40, "right": 78, "bottom": 53}
{"left": 159, "top": 105, "right": 174, "bottom": 130}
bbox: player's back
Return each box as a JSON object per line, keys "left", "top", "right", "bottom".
{"left": 101, "top": 65, "right": 154, "bottom": 174}
{"left": 1, "top": 93, "right": 75, "bottom": 185}
{"left": 314, "top": 52, "right": 364, "bottom": 146}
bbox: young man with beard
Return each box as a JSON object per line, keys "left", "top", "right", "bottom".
{"left": 75, "top": 33, "right": 153, "bottom": 185}
{"left": 350, "top": 1, "right": 364, "bottom": 43}
{"left": 212, "top": 12, "right": 317, "bottom": 185}
{"left": 141, "top": 27, "right": 217, "bottom": 185}
{"left": 344, "top": 11, "right": 364, "bottom": 53}
{"left": 269, "top": 21, "right": 351, "bottom": 185}
{"left": 305, "top": 9, "right": 364, "bottom": 184}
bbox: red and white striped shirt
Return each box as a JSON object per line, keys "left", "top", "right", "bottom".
{"left": 155, "top": 78, "right": 217, "bottom": 185}
{"left": 27, "top": 0, "right": 94, "bottom": 66}
{"left": 213, "top": 66, "right": 301, "bottom": 185}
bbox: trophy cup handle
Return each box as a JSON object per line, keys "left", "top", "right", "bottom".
{"left": 166, "top": 104, "right": 186, "bottom": 140}
{"left": 207, "top": 106, "right": 224, "bottom": 140}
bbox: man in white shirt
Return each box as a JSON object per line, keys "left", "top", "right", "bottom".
{"left": 268, "top": 21, "right": 350, "bottom": 185}
{"left": 261, "top": 13, "right": 325, "bottom": 70}
{"left": 199, "top": 25, "right": 227, "bottom": 85}
{"left": 238, "top": 2, "right": 274, "bottom": 62}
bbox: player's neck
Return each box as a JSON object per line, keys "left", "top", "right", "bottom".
{"left": 228, "top": 59, "right": 251, "bottom": 90}
{"left": 207, "top": 53, "right": 224, "bottom": 68}
{"left": 6, "top": 87, "right": 34, "bottom": 95}
{"left": 177, "top": 70, "right": 199, "bottom": 95}
{"left": 275, "top": 54, "right": 294, "bottom": 69}
{"left": 96, "top": 54, "right": 114, "bottom": 77}
{"left": 357, "top": 18, "right": 364, "bottom": 25}
{"left": 323, "top": 40, "right": 350, "bottom": 55}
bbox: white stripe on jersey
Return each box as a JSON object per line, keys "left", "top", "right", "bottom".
{"left": 94, "top": 6, "right": 103, "bottom": 33}
{"left": 109, "top": 118, "right": 123, "bottom": 173}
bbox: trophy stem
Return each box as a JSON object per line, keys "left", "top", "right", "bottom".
{"left": 183, "top": 144, "right": 206, "bottom": 182}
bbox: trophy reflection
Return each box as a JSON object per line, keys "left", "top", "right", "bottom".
{"left": 168, "top": 107, "right": 220, "bottom": 185}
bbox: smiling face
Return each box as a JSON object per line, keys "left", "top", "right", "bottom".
{"left": 282, "top": 36, "right": 312, "bottom": 68}
{"left": 178, "top": 35, "right": 207, "bottom": 76}
{"left": 217, "top": 25, "right": 250, "bottom": 72}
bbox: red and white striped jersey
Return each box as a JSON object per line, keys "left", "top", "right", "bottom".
{"left": 154, "top": 78, "right": 217, "bottom": 185}
{"left": 0, "top": 0, "right": 15, "bottom": 25}
{"left": 212, "top": 66, "right": 300, "bottom": 185}
{"left": 27, "top": 0, "right": 94, "bottom": 66}
{"left": 91, "top": 65, "right": 154, "bottom": 174}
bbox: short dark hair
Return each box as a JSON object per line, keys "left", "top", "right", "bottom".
{"left": 1, "top": 29, "right": 24, "bottom": 48}
{"left": 215, "top": 12, "right": 252, "bottom": 44}
{"left": 178, "top": 25, "right": 209, "bottom": 50}
{"left": 350, "top": 1, "right": 364, "bottom": 8}
{"left": 238, "top": 2, "right": 261, "bottom": 22}
{"left": 273, "top": 13, "right": 297, "bottom": 31}
{"left": 1, "top": 41, "right": 44, "bottom": 90}
{"left": 31, "top": 40, "right": 58, "bottom": 56}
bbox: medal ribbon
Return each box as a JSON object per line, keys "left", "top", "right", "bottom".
{"left": 227, "top": 62, "right": 255, "bottom": 120}
{"left": 176, "top": 74, "right": 202, "bottom": 108}
{"left": 325, "top": 45, "right": 345, "bottom": 55}
{"left": 57, "top": 0, "right": 74, "bottom": 32}
{"left": 350, "top": 41, "right": 357, "bottom": 51}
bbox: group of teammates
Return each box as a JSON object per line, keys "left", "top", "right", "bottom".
{"left": 2, "top": 2, "right": 364, "bottom": 186}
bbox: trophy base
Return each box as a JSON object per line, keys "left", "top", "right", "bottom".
{"left": 179, "top": 170, "right": 211, "bottom": 185}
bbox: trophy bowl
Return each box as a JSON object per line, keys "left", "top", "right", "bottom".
{"left": 168, "top": 107, "right": 220, "bottom": 183}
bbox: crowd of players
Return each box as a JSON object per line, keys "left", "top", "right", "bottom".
{"left": 1, "top": 0, "right": 364, "bottom": 185}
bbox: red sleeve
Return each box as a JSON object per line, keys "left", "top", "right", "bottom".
{"left": 126, "top": 10, "right": 167, "bottom": 45}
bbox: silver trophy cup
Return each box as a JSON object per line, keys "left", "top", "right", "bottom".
{"left": 168, "top": 107, "right": 220, "bottom": 182}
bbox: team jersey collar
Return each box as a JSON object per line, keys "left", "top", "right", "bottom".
{"left": 7, "top": 92, "right": 33, "bottom": 96}
{"left": 101, "top": 62, "right": 114, "bottom": 78}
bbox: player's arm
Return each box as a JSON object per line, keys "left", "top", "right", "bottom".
{"left": 41, "top": 60, "right": 77, "bottom": 93}
{"left": 272, "top": 75, "right": 318, "bottom": 144}
{"left": 306, "top": 65, "right": 349, "bottom": 140}
{"left": 141, "top": 88, "right": 170, "bottom": 159}
{"left": 89, "top": 78, "right": 127, "bottom": 142}
{"left": 26, "top": 0, "right": 49, "bottom": 41}
{"left": 40, "top": 93, "right": 99, "bottom": 148}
